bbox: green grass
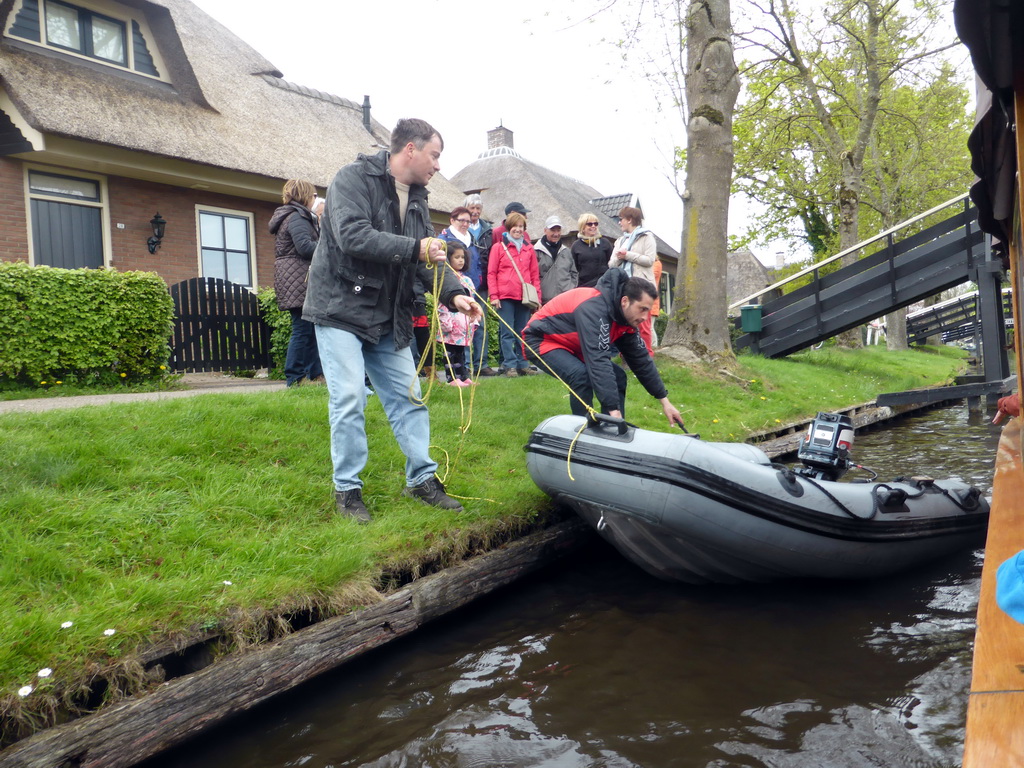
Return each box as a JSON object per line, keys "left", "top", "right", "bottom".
{"left": 0, "top": 345, "right": 966, "bottom": 731}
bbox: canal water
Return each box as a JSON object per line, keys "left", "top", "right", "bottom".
{"left": 143, "top": 406, "right": 1000, "bottom": 768}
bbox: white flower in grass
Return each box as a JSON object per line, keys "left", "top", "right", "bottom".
{"left": 60, "top": 621, "right": 73, "bottom": 629}
{"left": 103, "top": 629, "right": 116, "bottom": 636}
{"left": 18, "top": 685, "right": 33, "bottom": 697}
{"left": 222, "top": 580, "right": 233, "bottom": 586}
{"left": 37, "top": 668, "right": 52, "bottom": 678}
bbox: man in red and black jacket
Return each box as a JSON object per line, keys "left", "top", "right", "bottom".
{"left": 523, "top": 269, "right": 685, "bottom": 426}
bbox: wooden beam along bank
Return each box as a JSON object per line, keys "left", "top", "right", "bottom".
{"left": 0, "top": 520, "right": 591, "bottom": 768}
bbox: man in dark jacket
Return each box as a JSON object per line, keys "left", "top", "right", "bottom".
{"left": 523, "top": 269, "right": 685, "bottom": 426}
{"left": 303, "top": 118, "right": 482, "bottom": 522}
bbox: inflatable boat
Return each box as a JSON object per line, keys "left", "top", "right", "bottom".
{"left": 524, "top": 413, "right": 989, "bottom": 584}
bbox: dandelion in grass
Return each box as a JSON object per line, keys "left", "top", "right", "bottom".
{"left": 712, "top": 419, "right": 719, "bottom": 424}
{"left": 60, "top": 621, "right": 73, "bottom": 629}
{"left": 55, "top": 381, "right": 62, "bottom": 385}
{"left": 775, "top": 419, "right": 782, "bottom": 424}
{"left": 40, "top": 381, "right": 46, "bottom": 385}
{"left": 38, "top": 668, "right": 52, "bottom": 678}
{"left": 103, "top": 629, "right": 116, "bottom": 636}
{"left": 120, "top": 373, "right": 127, "bottom": 378}
{"left": 18, "top": 685, "right": 32, "bottom": 697}
{"left": 760, "top": 396, "right": 767, "bottom": 401}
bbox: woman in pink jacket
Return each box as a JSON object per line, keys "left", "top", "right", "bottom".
{"left": 487, "top": 212, "right": 541, "bottom": 377}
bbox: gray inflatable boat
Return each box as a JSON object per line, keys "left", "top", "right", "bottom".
{"left": 524, "top": 413, "right": 989, "bottom": 584}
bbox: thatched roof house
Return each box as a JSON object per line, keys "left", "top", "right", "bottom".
{"left": 0, "top": 0, "right": 463, "bottom": 287}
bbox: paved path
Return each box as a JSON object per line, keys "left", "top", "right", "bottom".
{"left": 0, "top": 373, "right": 286, "bottom": 415}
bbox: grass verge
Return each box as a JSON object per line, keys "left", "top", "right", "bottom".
{"left": 0, "top": 345, "right": 967, "bottom": 740}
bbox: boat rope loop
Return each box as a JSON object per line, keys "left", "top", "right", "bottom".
{"left": 800, "top": 473, "right": 877, "bottom": 521}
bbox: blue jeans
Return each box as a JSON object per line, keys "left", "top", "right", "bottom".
{"left": 315, "top": 325, "right": 437, "bottom": 491}
{"left": 284, "top": 309, "right": 323, "bottom": 386}
{"left": 496, "top": 299, "right": 533, "bottom": 370}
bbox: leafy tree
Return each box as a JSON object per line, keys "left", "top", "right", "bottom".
{"left": 731, "top": 0, "right": 967, "bottom": 347}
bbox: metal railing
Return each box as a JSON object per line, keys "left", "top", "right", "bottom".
{"left": 728, "top": 193, "right": 971, "bottom": 313}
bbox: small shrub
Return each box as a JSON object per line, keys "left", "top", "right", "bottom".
{"left": 0, "top": 263, "right": 173, "bottom": 385}
{"left": 255, "top": 288, "right": 291, "bottom": 379}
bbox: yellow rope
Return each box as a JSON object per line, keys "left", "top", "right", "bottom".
{"left": 412, "top": 240, "right": 599, "bottom": 488}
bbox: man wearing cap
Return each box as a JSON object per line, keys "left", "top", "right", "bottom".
{"left": 492, "top": 202, "right": 532, "bottom": 248}
{"left": 535, "top": 215, "right": 577, "bottom": 303}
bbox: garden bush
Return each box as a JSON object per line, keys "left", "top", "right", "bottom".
{"left": 0, "top": 263, "right": 173, "bottom": 385}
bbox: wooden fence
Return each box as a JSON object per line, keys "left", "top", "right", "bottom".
{"left": 169, "top": 278, "right": 272, "bottom": 372}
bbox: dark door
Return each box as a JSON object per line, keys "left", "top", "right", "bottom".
{"left": 30, "top": 198, "right": 104, "bottom": 269}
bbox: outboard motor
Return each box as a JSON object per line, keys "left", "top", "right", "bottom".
{"left": 797, "top": 412, "right": 855, "bottom": 481}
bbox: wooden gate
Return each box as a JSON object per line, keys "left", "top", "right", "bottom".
{"left": 169, "top": 277, "right": 272, "bottom": 372}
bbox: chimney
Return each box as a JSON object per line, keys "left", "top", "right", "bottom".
{"left": 362, "top": 95, "right": 372, "bottom": 132}
{"left": 487, "top": 125, "right": 513, "bottom": 150}
{"left": 775, "top": 251, "right": 785, "bottom": 271}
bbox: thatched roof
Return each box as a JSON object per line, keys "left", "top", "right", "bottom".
{"left": 727, "top": 248, "right": 773, "bottom": 306}
{"left": 451, "top": 144, "right": 679, "bottom": 262}
{"left": 0, "top": 0, "right": 465, "bottom": 210}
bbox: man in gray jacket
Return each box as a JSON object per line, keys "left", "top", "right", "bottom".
{"left": 303, "top": 118, "right": 482, "bottom": 522}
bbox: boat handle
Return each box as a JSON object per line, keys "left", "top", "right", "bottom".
{"left": 587, "top": 412, "right": 629, "bottom": 435}
{"left": 597, "top": 513, "right": 607, "bottom": 531}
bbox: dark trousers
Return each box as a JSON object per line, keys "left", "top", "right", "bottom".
{"left": 443, "top": 344, "right": 469, "bottom": 381}
{"left": 535, "top": 347, "right": 627, "bottom": 418}
{"left": 285, "top": 308, "right": 323, "bottom": 386}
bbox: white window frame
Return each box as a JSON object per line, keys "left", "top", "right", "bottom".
{"left": 24, "top": 163, "right": 112, "bottom": 268}
{"left": 4, "top": 0, "right": 170, "bottom": 82}
{"left": 195, "top": 205, "right": 258, "bottom": 290}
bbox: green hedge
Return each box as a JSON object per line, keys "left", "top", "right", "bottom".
{"left": 256, "top": 288, "right": 291, "bottom": 378}
{"left": 0, "top": 262, "right": 174, "bottom": 385}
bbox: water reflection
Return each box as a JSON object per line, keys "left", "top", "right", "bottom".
{"left": 143, "top": 406, "right": 1000, "bottom": 768}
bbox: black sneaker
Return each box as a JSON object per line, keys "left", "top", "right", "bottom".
{"left": 403, "top": 477, "right": 464, "bottom": 511}
{"left": 336, "top": 489, "right": 371, "bottom": 523}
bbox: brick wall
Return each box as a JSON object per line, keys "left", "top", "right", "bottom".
{"left": 108, "top": 176, "right": 278, "bottom": 289}
{"left": 0, "top": 158, "right": 29, "bottom": 262}
{"left": 0, "top": 157, "right": 278, "bottom": 288}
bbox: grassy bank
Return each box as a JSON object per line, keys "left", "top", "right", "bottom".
{"left": 0, "top": 345, "right": 966, "bottom": 734}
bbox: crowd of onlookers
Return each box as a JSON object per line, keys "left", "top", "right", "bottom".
{"left": 420, "top": 196, "right": 664, "bottom": 384}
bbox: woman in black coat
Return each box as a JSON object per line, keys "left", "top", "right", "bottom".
{"left": 270, "top": 179, "right": 322, "bottom": 386}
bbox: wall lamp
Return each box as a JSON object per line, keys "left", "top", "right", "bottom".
{"left": 147, "top": 212, "right": 166, "bottom": 254}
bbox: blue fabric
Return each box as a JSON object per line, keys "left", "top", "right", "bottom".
{"left": 496, "top": 299, "right": 533, "bottom": 370}
{"left": 997, "top": 550, "right": 1024, "bottom": 625}
{"left": 284, "top": 308, "right": 322, "bottom": 386}
{"left": 315, "top": 324, "right": 437, "bottom": 491}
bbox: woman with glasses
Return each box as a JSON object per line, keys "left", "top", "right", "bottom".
{"left": 572, "top": 213, "right": 613, "bottom": 288}
{"left": 440, "top": 206, "right": 481, "bottom": 287}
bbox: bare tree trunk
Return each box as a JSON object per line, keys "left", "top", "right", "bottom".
{"left": 662, "top": 0, "right": 739, "bottom": 364}
{"left": 886, "top": 307, "right": 908, "bottom": 350}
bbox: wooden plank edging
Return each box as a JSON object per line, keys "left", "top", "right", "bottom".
{"left": 0, "top": 519, "right": 591, "bottom": 768}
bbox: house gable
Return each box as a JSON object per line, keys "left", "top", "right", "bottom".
{"left": 5, "top": 0, "right": 172, "bottom": 82}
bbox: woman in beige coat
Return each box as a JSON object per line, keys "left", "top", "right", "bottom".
{"left": 609, "top": 206, "right": 659, "bottom": 353}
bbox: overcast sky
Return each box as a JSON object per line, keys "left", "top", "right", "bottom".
{"left": 190, "top": 0, "right": 688, "bottom": 249}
